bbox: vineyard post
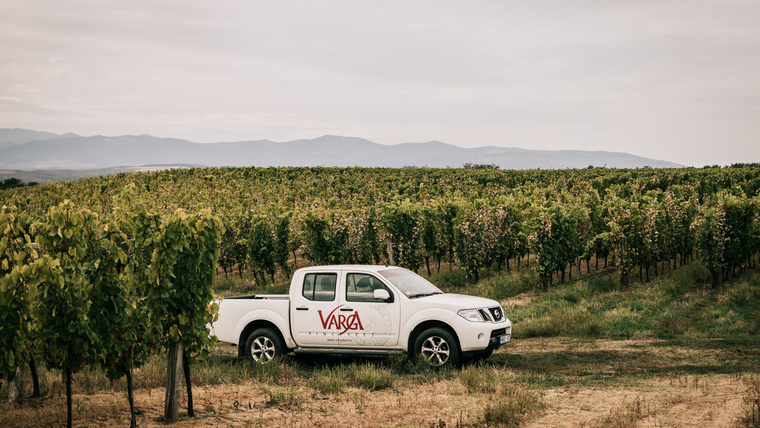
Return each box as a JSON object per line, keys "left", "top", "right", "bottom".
{"left": 386, "top": 236, "right": 394, "bottom": 266}
{"left": 183, "top": 351, "right": 194, "bottom": 418}
{"left": 619, "top": 235, "right": 629, "bottom": 290}
{"left": 7, "top": 366, "right": 22, "bottom": 403}
{"left": 164, "top": 339, "right": 183, "bottom": 422}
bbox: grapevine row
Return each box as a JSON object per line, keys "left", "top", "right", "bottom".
{"left": 1, "top": 186, "right": 222, "bottom": 426}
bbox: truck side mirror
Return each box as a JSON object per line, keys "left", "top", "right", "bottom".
{"left": 373, "top": 289, "right": 390, "bottom": 301}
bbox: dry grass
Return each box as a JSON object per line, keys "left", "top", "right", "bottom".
{"left": 739, "top": 376, "right": 760, "bottom": 428}
{"left": 2, "top": 337, "right": 758, "bottom": 427}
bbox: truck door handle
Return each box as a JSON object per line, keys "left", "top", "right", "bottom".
{"left": 340, "top": 308, "right": 354, "bottom": 312}
{"left": 296, "top": 307, "right": 309, "bottom": 311}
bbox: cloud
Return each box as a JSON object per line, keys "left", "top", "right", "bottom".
{"left": 0, "top": 0, "right": 758, "bottom": 166}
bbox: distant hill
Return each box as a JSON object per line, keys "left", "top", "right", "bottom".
{"left": 0, "top": 128, "right": 80, "bottom": 149}
{"left": 0, "top": 128, "right": 683, "bottom": 170}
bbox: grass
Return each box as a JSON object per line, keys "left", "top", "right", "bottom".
{"left": 3, "top": 336, "right": 759, "bottom": 427}
{"left": 3, "top": 261, "right": 760, "bottom": 426}
{"left": 740, "top": 376, "right": 760, "bottom": 428}
{"left": 481, "top": 387, "right": 545, "bottom": 428}
{"left": 580, "top": 397, "right": 649, "bottom": 428}
{"left": 503, "top": 263, "right": 760, "bottom": 340}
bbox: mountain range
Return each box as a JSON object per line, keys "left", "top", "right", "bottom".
{"left": 0, "top": 128, "right": 683, "bottom": 170}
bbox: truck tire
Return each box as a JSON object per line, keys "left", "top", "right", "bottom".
{"left": 244, "top": 328, "right": 284, "bottom": 364}
{"left": 414, "top": 327, "right": 461, "bottom": 367}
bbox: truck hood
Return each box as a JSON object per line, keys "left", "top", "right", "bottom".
{"left": 414, "top": 293, "right": 500, "bottom": 309}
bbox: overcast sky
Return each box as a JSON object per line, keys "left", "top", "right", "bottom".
{"left": 1, "top": 1, "right": 758, "bottom": 167}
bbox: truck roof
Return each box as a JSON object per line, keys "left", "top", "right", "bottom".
{"left": 295, "top": 265, "right": 406, "bottom": 274}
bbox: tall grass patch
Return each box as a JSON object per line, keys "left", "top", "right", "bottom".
{"left": 347, "top": 363, "right": 394, "bottom": 390}
{"left": 739, "top": 376, "right": 760, "bottom": 428}
{"left": 583, "top": 397, "right": 649, "bottom": 428}
{"left": 458, "top": 364, "right": 545, "bottom": 427}
{"left": 312, "top": 366, "right": 349, "bottom": 395}
{"left": 428, "top": 269, "right": 469, "bottom": 291}
{"left": 504, "top": 265, "right": 760, "bottom": 339}
{"left": 481, "top": 385, "right": 545, "bottom": 427}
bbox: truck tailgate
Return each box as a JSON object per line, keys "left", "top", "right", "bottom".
{"left": 211, "top": 295, "right": 290, "bottom": 344}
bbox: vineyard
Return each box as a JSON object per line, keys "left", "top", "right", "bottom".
{"left": 2, "top": 165, "right": 760, "bottom": 426}
{"left": 4, "top": 165, "right": 759, "bottom": 287}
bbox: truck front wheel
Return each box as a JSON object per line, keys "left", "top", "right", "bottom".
{"left": 414, "top": 327, "right": 461, "bottom": 367}
{"left": 244, "top": 328, "right": 284, "bottom": 364}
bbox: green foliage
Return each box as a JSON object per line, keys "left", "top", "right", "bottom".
{"left": 33, "top": 201, "right": 101, "bottom": 374}
{"left": 146, "top": 208, "right": 223, "bottom": 360}
{"left": 694, "top": 192, "right": 759, "bottom": 287}
{"left": 248, "top": 214, "right": 276, "bottom": 283}
{"left": 0, "top": 206, "right": 38, "bottom": 381}
{"left": 462, "top": 163, "right": 499, "bottom": 170}
{"left": 273, "top": 213, "right": 293, "bottom": 277}
{"left": 86, "top": 192, "right": 155, "bottom": 384}
{"left": 528, "top": 201, "right": 588, "bottom": 289}
{"left": 303, "top": 209, "right": 333, "bottom": 265}
{"left": 1, "top": 165, "right": 759, "bottom": 295}
{"left": 381, "top": 200, "right": 423, "bottom": 271}
{"left": 0, "top": 178, "right": 36, "bottom": 190}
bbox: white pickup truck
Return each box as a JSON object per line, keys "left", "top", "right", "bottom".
{"left": 211, "top": 265, "right": 511, "bottom": 366}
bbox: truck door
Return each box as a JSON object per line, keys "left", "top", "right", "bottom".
{"left": 290, "top": 271, "right": 343, "bottom": 346}
{"left": 341, "top": 272, "right": 400, "bottom": 347}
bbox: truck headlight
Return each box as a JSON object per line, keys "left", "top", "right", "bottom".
{"left": 457, "top": 308, "right": 484, "bottom": 322}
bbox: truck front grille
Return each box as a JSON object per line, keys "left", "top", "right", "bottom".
{"left": 488, "top": 307, "right": 505, "bottom": 322}
{"left": 477, "top": 307, "right": 506, "bottom": 323}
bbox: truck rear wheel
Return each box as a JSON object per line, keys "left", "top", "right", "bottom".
{"left": 414, "top": 327, "right": 461, "bottom": 367}
{"left": 244, "top": 328, "right": 284, "bottom": 364}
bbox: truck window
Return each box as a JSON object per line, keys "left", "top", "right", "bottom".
{"left": 346, "top": 273, "right": 394, "bottom": 302}
{"left": 303, "top": 273, "right": 337, "bottom": 301}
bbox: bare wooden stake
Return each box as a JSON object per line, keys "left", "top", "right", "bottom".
{"left": 385, "top": 236, "right": 394, "bottom": 266}
{"left": 164, "top": 339, "right": 184, "bottom": 423}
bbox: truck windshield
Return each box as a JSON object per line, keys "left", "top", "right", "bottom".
{"left": 379, "top": 269, "right": 442, "bottom": 298}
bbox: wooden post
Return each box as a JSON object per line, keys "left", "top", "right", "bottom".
{"left": 29, "top": 354, "right": 40, "bottom": 398}
{"left": 385, "top": 236, "right": 394, "bottom": 266}
{"left": 66, "top": 367, "right": 72, "bottom": 428}
{"left": 619, "top": 236, "right": 629, "bottom": 290}
{"left": 127, "top": 369, "right": 136, "bottom": 428}
{"left": 183, "top": 351, "right": 194, "bottom": 418}
{"left": 164, "top": 339, "right": 184, "bottom": 423}
{"left": 7, "top": 366, "right": 22, "bottom": 403}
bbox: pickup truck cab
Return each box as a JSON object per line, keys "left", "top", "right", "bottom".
{"left": 211, "top": 265, "right": 511, "bottom": 366}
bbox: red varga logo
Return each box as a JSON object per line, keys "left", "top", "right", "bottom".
{"left": 318, "top": 305, "right": 364, "bottom": 335}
